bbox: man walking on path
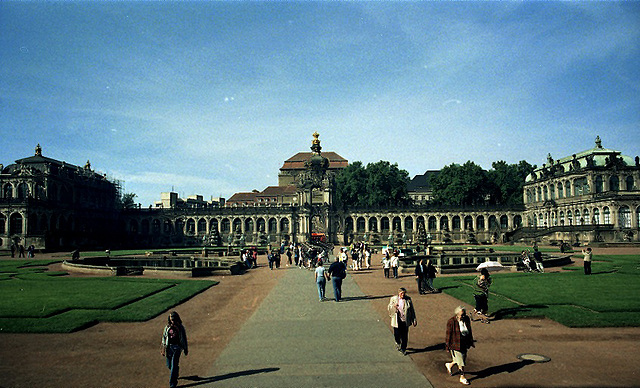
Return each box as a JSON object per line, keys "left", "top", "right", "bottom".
{"left": 388, "top": 287, "right": 417, "bottom": 355}
{"left": 328, "top": 256, "right": 347, "bottom": 302}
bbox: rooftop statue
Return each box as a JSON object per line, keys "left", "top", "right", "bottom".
{"left": 595, "top": 135, "right": 602, "bottom": 149}
{"left": 35, "top": 143, "right": 42, "bottom": 156}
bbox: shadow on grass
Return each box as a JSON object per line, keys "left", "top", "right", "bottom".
{"left": 179, "top": 368, "right": 279, "bottom": 386}
{"left": 437, "top": 285, "right": 460, "bottom": 291}
{"left": 469, "top": 360, "right": 534, "bottom": 382}
{"left": 341, "top": 294, "right": 393, "bottom": 302}
{"left": 408, "top": 342, "right": 445, "bottom": 354}
{"left": 491, "top": 304, "right": 549, "bottom": 321}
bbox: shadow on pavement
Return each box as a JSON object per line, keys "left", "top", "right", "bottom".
{"left": 341, "top": 294, "right": 393, "bottom": 302}
{"left": 408, "top": 342, "right": 445, "bottom": 354}
{"left": 468, "top": 360, "right": 534, "bottom": 382}
{"left": 179, "top": 368, "right": 280, "bottom": 387}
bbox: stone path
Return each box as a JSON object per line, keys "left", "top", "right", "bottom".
{"left": 202, "top": 266, "right": 433, "bottom": 387}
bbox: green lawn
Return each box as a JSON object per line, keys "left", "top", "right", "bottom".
{"left": 435, "top": 254, "right": 640, "bottom": 327}
{"left": 0, "top": 260, "right": 217, "bottom": 333}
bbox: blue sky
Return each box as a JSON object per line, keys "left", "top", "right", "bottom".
{"left": 1, "top": 1, "right": 639, "bottom": 206}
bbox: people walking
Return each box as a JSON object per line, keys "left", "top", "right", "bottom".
{"left": 425, "top": 259, "right": 438, "bottom": 292}
{"left": 445, "top": 305, "right": 474, "bottom": 385}
{"left": 382, "top": 253, "right": 391, "bottom": 278}
{"left": 387, "top": 287, "right": 417, "bottom": 355}
{"left": 161, "top": 311, "right": 188, "bottom": 388}
{"left": 315, "top": 261, "right": 329, "bottom": 301}
{"left": 472, "top": 268, "right": 492, "bottom": 324}
{"left": 390, "top": 250, "right": 399, "bottom": 279}
{"left": 328, "top": 256, "right": 347, "bottom": 302}
{"left": 582, "top": 247, "right": 592, "bottom": 275}
{"left": 415, "top": 259, "right": 427, "bottom": 294}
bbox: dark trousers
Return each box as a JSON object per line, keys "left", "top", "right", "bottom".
{"left": 392, "top": 266, "right": 398, "bottom": 278}
{"left": 474, "top": 294, "right": 488, "bottom": 314}
{"left": 331, "top": 277, "right": 343, "bottom": 301}
{"left": 584, "top": 261, "right": 592, "bottom": 275}
{"left": 416, "top": 276, "right": 425, "bottom": 293}
{"left": 384, "top": 268, "right": 390, "bottom": 278}
{"left": 393, "top": 320, "right": 409, "bottom": 351}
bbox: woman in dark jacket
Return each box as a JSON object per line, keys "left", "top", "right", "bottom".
{"left": 161, "top": 311, "right": 188, "bottom": 388}
{"left": 445, "top": 306, "right": 474, "bottom": 385}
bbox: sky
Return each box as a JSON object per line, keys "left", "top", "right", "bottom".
{"left": 1, "top": 1, "right": 639, "bottom": 206}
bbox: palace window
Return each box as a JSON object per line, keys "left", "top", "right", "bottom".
{"left": 428, "top": 216, "right": 437, "bottom": 231}
{"left": 595, "top": 175, "right": 603, "bottom": 193}
{"left": 567, "top": 210, "right": 573, "bottom": 225}
{"left": 626, "top": 176, "right": 634, "bottom": 191}
{"left": 593, "top": 209, "right": 600, "bottom": 225}
{"left": 559, "top": 211, "right": 565, "bottom": 225}
{"left": 575, "top": 209, "right": 582, "bottom": 225}
{"left": 3, "top": 183, "right": 13, "bottom": 199}
{"left": 619, "top": 206, "right": 631, "bottom": 228}
{"left": 550, "top": 184, "right": 555, "bottom": 199}
{"left": 557, "top": 183, "right": 563, "bottom": 199}
{"left": 610, "top": 176, "right": 620, "bottom": 192}
{"left": 603, "top": 207, "right": 611, "bottom": 224}
{"left": 565, "top": 181, "right": 572, "bottom": 197}
{"left": 583, "top": 209, "right": 590, "bottom": 225}
{"left": 476, "top": 216, "right": 485, "bottom": 230}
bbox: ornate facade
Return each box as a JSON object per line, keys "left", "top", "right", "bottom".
{"left": 0, "top": 145, "right": 120, "bottom": 250}
{"left": 523, "top": 136, "right": 640, "bottom": 243}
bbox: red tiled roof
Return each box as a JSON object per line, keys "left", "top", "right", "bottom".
{"left": 258, "top": 185, "right": 297, "bottom": 196}
{"left": 226, "top": 192, "right": 258, "bottom": 203}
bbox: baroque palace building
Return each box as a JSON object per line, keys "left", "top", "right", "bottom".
{"left": 1, "top": 135, "right": 638, "bottom": 251}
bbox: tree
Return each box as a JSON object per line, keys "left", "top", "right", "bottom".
{"left": 334, "top": 160, "right": 410, "bottom": 209}
{"left": 120, "top": 192, "right": 138, "bottom": 209}
{"left": 429, "top": 161, "right": 488, "bottom": 206}
{"left": 487, "top": 160, "right": 535, "bottom": 205}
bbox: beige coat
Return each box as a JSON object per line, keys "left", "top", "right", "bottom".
{"left": 388, "top": 295, "right": 417, "bottom": 328}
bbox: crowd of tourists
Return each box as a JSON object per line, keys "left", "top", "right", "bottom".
{"left": 9, "top": 243, "right": 36, "bottom": 258}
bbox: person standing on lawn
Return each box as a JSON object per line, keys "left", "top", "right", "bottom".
{"left": 161, "top": 311, "right": 188, "bottom": 388}
{"left": 387, "top": 287, "right": 417, "bottom": 355}
{"left": 472, "top": 268, "right": 491, "bottom": 324}
{"left": 582, "top": 247, "right": 592, "bottom": 275}
{"left": 445, "top": 305, "right": 474, "bottom": 385}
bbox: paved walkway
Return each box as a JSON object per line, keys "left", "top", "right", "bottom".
{"left": 203, "top": 266, "right": 433, "bottom": 387}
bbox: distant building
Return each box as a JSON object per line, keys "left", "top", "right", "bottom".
{"left": 522, "top": 136, "right": 640, "bottom": 243}
{"left": 0, "top": 144, "right": 120, "bottom": 250}
{"left": 154, "top": 192, "right": 224, "bottom": 209}
{"left": 407, "top": 170, "right": 439, "bottom": 204}
{"left": 278, "top": 151, "right": 348, "bottom": 187}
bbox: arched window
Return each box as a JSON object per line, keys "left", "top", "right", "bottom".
{"left": 514, "top": 215, "right": 522, "bottom": 228}
{"left": 440, "top": 216, "right": 449, "bottom": 231}
{"left": 152, "top": 219, "right": 161, "bottom": 233}
{"left": 245, "top": 218, "right": 254, "bottom": 233}
{"left": 583, "top": 209, "right": 590, "bottom": 225}
{"left": 163, "top": 219, "right": 173, "bottom": 234}
{"left": 526, "top": 189, "right": 532, "bottom": 203}
{"left": 552, "top": 211, "right": 557, "bottom": 226}
{"left": 610, "top": 176, "right": 619, "bottom": 192}
{"left": 268, "top": 218, "right": 277, "bottom": 233}
{"left": 416, "top": 216, "right": 425, "bottom": 231}
{"left": 175, "top": 218, "right": 185, "bottom": 234}
{"left": 549, "top": 184, "right": 555, "bottom": 199}
{"left": 17, "top": 183, "right": 28, "bottom": 199}
{"left": 9, "top": 213, "right": 23, "bottom": 235}
{"left": 221, "top": 218, "right": 230, "bottom": 233}
{"left": 476, "top": 216, "right": 485, "bottom": 230}
{"left": 232, "top": 218, "right": 242, "bottom": 233}
{"left": 464, "top": 216, "right": 473, "bottom": 230}
{"left": 381, "top": 217, "right": 390, "bottom": 232}
{"left": 185, "top": 218, "right": 195, "bottom": 234}
{"left": 404, "top": 217, "right": 413, "bottom": 231}
{"left": 356, "top": 217, "right": 366, "bottom": 232}
{"left": 557, "top": 183, "right": 563, "bottom": 199}
{"left": 543, "top": 186, "right": 548, "bottom": 201}
{"left": 0, "top": 214, "right": 6, "bottom": 234}
{"left": 536, "top": 187, "right": 542, "bottom": 202}
{"left": 603, "top": 207, "right": 611, "bottom": 224}
{"left": 257, "top": 218, "right": 266, "bottom": 233}
{"left": 626, "top": 176, "right": 634, "bottom": 191}
{"left": 500, "top": 215, "right": 509, "bottom": 229}
{"left": 559, "top": 211, "right": 565, "bottom": 225}
{"left": 575, "top": 209, "right": 582, "bottom": 225}
{"left": 488, "top": 215, "right": 498, "bottom": 229}
{"left": 538, "top": 213, "right": 544, "bottom": 227}
{"left": 280, "top": 218, "right": 290, "bottom": 233}
{"left": 595, "top": 175, "right": 603, "bottom": 193}
{"left": 3, "top": 183, "right": 13, "bottom": 199}
{"left": 593, "top": 208, "right": 600, "bottom": 225}
{"left": 210, "top": 218, "right": 219, "bottom": 233}
{"left": 368, "top": 217, "right": 378, "bottom": 232}
{"left": 392, "top": 217, "right": 401, "bottom": 231}
{"left": 344, "top": 217, "right": 354, "bottom": 232}
{"left": 567, "top": 210, "right": 573, "bottom": 225}
{"left": 452, "top": 216, "right": 461, "bottom": 230}
{"left": 198, "top": 218, "right": 207, "bottom": 234}
{"left": 428, "top": 216, "right": 437, "bottom": 231}
{"left": 565, "top": 181, "right": 571, "bottom": 197}
{"left": 618, "top": 206, "right": 631, "bottom": 228}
